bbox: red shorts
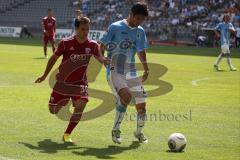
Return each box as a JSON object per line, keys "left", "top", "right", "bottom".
{"left": 43, "top": 33, "right": 55, "bottom": 44}
{"left": 48, "top": 85, "right": 88, "bottom": 107}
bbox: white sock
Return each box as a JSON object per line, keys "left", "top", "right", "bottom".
{"left": 215, "top": 53, "right": 223, "bottom": 66}
{"left": 113, "top": 105, "right": 126, "bottom": 130}
{"left": 136, "top": 113, "right": 146, "bottom": 134}
{"left": 226, "top": 53, "right": 233, "bottom": 68}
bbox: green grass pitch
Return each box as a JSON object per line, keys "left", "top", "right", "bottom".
{"left": 0, "top": 37, "right": 239, "bottom": 160}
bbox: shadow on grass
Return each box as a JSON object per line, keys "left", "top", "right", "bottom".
{"left": 19, "top": 139, "right": 80, "bottom": 154}
{"left": 32, "top": 57, "right": 47, "bottom": 60}
{"left": 19, "top": 139, "right": 140, "bottom": 158}
{"left": 214, "top": 69, "right": 228, "bottom": 72}
{"left": 72, "top": 141, "right": 140, "bottom": 159}
{"left": 166, "top": 150, "right": 185, "bottom": 153}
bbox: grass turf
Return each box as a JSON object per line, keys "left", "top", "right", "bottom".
{"left": 0, "top": 37, "right": 239, "bottom": 160}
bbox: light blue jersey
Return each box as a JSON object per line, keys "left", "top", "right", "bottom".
{"left": 215, "top": 22, "right": 235, "bottom": 46}
{"left": 72, "top": 18, "right": 77, "bottom": 33}
{"left": 100, "top": 19, "right": 148, "bottom": 76}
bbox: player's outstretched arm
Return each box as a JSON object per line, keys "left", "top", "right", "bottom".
{"left": 214, "top": 30, "right": 220, "bottom": 39}
{"left": 35, "top": 54, "right": 59, "bottom": 83}
{"left": 229, "top": 28, "right": 236, "bottom": 37}
{"left": 96, "top": 43, "right": 110, "bottom": 67}
{"left": 137, "top": 50, "right": 149, "bottom": 82}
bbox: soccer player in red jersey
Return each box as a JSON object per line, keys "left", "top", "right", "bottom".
{"left": 35, "top": 17, "right": 107, "bottom": 143}
{"left": 42, "top": 9, "right": 56, "bottom": 58}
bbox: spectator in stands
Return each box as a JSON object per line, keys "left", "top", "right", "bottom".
{"left": 20, "top": 25, "right": 34, "bottom": 38}
{"left": 81, "top": 0, "right": 90, "bottom": 15}
{"left": 72, "top": 0, "right": 80, "bottom": 7}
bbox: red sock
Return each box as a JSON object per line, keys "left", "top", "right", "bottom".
{"left": 65, "top": 121, "right": 78, "bottom": 134}
{"left": 44, "top": 45, "right": 47, "bottom": 56}
{"left": 64, "top": 114, "right": 81, "bottom": 134}
{"left": 52, "top": 47, "right": 55, "bottom": 53}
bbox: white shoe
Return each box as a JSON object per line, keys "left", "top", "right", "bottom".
{"left": 134, "top": 132, "right": 148, "bottom": 144}
{"left": 213, "top": 64, "right": 220, "bottom": 71}
{"left": 230, "top": 66, "right": 237, "bottom": 71}
{"left": 45, "top": 55, "right": 48, "bottom": 59}
{"left": 112, "top": 130, "right": 122, "bottom": 144}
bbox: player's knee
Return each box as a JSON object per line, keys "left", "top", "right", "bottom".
{"left": 48, "top": 105, "right": 60, "bottom": 114}
{"left": 122, "top": 93, "right": 132, "bottom": 105}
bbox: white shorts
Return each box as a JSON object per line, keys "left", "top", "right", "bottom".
{"left": 221, "top": 44, "right": 230, "bottom": 54}
{"left": 107, "top": 70, "right": 147, "bottom": 105}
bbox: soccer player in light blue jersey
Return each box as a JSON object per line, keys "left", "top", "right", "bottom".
{"left": 214, "top": 14, "right": 237, "bottom": 71}
{"left": 100, "top": 3, "right": 149, "bottom": 144}
{"left": 71, "top": 9, "right": 83, "bottom": 35}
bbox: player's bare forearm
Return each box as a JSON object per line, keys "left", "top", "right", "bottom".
{"left": 35, "top": 55, "right": 59, "bottom": 83}
{"left": 214, "top": 30, "right": 220, "bottom": 38}
{"left": 138, "top": 50, "right": 149, "bottom": 72}
{"left": 230, "top": 29, "right": 236, "bottom": 37}
{"left": 99, "top": 43, "right": 106, "bottom": 56}
{"left": 96, "top": 43, "right": 110, "bottom": 66}
{"left": 138, "top": 50, "right": 149, "bottom": 82}
{"left": 43, "top": 55, "right": 59, "bottom": 77}
{"left": 41, "top": 22, "right": 45, "bottom": 33}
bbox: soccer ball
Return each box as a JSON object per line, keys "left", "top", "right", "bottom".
{"left": 168, "top": 133, "right": 186, "bottom": 152}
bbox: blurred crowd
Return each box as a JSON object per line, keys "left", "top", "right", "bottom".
{"left": 70, "top": 0, "right": 240, "bottom": 43}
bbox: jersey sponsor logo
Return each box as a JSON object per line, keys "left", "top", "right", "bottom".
{"left": 70, "top": 54, "right": 88, "bottom": 62}
{"left": 106, "top": 40, "right": 134, "bottom": 52}
{"left": 106, "top": 42, "right": 117, "bottom": 52}
{"left": 119, "top": 40, "right": 132, "bottom": 49}
{"left": 47, "top": 23, "right": 53, "bottom": 26}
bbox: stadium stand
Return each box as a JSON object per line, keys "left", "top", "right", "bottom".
{"left": 0, "top": 0, "right": 239, "bottom": 43}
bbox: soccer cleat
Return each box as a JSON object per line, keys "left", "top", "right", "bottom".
{"left": 213, "top": 64, "right": 220, "bottom": 71}
{"left": 45, "top": 55, "right": 48, "bottom": 59}
{"left": 134, "top": 132, "right": 148, "bottom": 144}
{"left": 62, "top": 133, "right": 73, "bottom": 143}
{"left": 230, "top": 67, "right": 237, "bottom": 71}
{"left": 112, "top": 130, "right": 122, "bottom": 144}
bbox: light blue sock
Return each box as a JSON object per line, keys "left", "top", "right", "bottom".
{"left": 113, "top": 104, "right": 126, "bottom": 130}
{"left": 136, "top": 113, "right": 147, "bottom": 134}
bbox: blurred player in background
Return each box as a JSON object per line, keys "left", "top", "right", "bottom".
{"left": 35, "top": 17, "right": 107, "bottom": 143}
{"left": 100, "top": 3, "right": 149, "bottom": 144}
{"left": 214, "top": 14, "right": 237, "bottom": 71}
{"left": 236, "top": 23, "right": 240, "bottom": 48}
{"left": 42, "top": 9, "right": 56, "bottom": 58}
{"left": 72, "top": 9, "right": 83, "bottom": 35}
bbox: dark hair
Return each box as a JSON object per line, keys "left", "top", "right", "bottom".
{"left": 47, "top": 8, "right": 52, "bottom": 12}
{"left": 74, "top": 16, "right": 90, "bottom": 28}
{"left": 131, "top": 3, "right": 148, "bottom": 16}
{"left": 223, "top": 14, "right": 230, "bottom": 21}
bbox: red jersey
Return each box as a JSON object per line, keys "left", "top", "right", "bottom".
{"left": 54, "top": 36, "right": 99, "bottom": 85}
{"left": 42, "top": 16, "right": 56, "bottom": 35}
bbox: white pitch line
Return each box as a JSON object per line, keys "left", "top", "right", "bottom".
{"left": 0, "top": 155, "right": 18, "bottom": 160}
{"left": 191, "top": 77, "right": 210, "bottom": 86}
